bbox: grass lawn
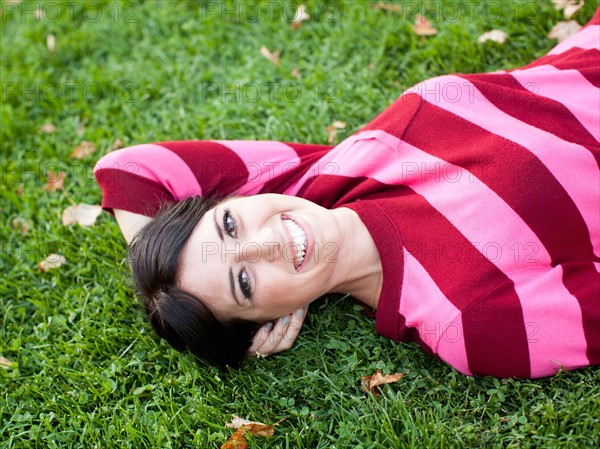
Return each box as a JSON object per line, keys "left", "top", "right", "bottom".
{"left": 1, "top": 0, "right": 599, "bottom": 447}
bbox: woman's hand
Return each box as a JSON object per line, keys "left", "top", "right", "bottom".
{"left": 247, "top": 305, "right": 309, "bottom": 358}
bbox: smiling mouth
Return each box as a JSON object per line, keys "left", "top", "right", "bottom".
{"left": 282, "top": 217, "right": 307, "bottom": 269}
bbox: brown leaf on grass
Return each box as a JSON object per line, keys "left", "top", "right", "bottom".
{"left": 111, "top": 138, "right": 124, "bottom": 150}
{"left": 241, "top": 424, "right": 275, "bottom": 437}
{"left": 221, "top": 428, "right": 248, "bottom": 449}
{"left": 548, "top": 20, "right": 582, "bottom": 43}
{"left": 260, "top": 46, "right": 280, "bottom": 66}
{"left": 222, "top": 415, "right": 285, "bottom": 447}
{"left": 12, "top": 218, "right": 29, "bottom": 235}
{"left": 563, "top": 0, "right": 584, "bottom": 18}
{"left": 46, "top": 34, "right": 55, "bottom": 52}
{"left": 552, "top": 0, "right": 585, "bottom": 19}
{"left": 326, "top": 127, "right": 337, "bottom": 144}
{"left": 16, "top": 184, "right": 23, "bottom": 196}
{"left": 552, "top": 0, "right": 570, "bottom": 8}
{"left": 478, "top": 30, "right": 509, "bottom": 44}
{"left": 0, "top": 356, "right": 14, "bottom": 369}
{"left": 62, "top": 204, "right": 103, "bottom": 227}
{"left": 34, "top": 8, "right": 44, "bottom": 19}
{"left": 326, "top": 121, "right": 347, "bottom": 144}
{"left": 225, "top": 415, "right": 280, "bottom": 436}
{"left": 291, "top": 68, "right": 301, "bottom": 79}
{"left": 291, "top": 4, "right": 310, "bottom": 30}
{"left": 38, "top": 254, "right": 66, "bottom": 272}
{"left": 360, "top": 370, "right": 404, "bottom": 396}
{"left": 226, "top": 415, "right": 269, "bottom": 429}
{"left": 371, "top": 2, "right": 401, "bottom": 12}
{"left": 43, "top": 170, "right": 65, "bottom": 192}
{"left": 40, "top": 123, "right": 56, "bottom": 133}
{"left": 5, "top": 0, "right": 22, "bottom": 5}
{"left": 70, "top": 141, "right": 96, "bottom": 159}
{"left": 413, "top": 14, "right": 437, "bottom": 36}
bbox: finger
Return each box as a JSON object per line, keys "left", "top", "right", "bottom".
{"left": 278, "top": 305, "right": 308, "bottom": 351}
{"left": 250, "top": 314, "right": 292, "bottom": 356}
{"left": 257, "top": 306, "right": 308, "bottom": 355}
{"left": 247, "top": 322, "right": 274, "bottom": 355}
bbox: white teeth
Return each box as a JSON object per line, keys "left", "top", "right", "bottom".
{"left": 283, "top": 218, "right": 307, "bottom": 268}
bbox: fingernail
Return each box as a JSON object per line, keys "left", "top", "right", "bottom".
{"left": 281, "top": 316, "right": 290, "bottom": 326}
{"left": 264, "top": 322, "right": 273, "bottom": 331}
{"left": 295, "top": 308, "right": 304, "bottom": 319}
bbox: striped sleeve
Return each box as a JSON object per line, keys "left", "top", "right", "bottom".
{"left": 351, "top": 11, "right": 600, "bottom": 378}
{"left": 94, "top": 140, "right": 331, "bottom": 216}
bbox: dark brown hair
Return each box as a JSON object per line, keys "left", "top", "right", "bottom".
{"left": 127, "top": 195, "right": 263, "bottom": 369}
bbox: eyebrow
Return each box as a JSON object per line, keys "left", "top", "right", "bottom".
{"left": 229, "top": 267, "right": 241, "bottom": 306}
{"left": 214, "top": 208, "right": 241, "bottom": 306}
{"left": 213, "top": 207, "right": 224, "bottom": 241}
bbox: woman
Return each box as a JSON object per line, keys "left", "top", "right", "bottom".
{"left": 95, "top": 11, "right": 600, "bottom": 378}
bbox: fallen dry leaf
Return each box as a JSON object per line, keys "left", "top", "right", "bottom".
{"left": 0, "top": 356, "right": 14, "bottom": 369}
{"left": 12, "top": 217, "right": 29, "bottom": 235}
{"left": 291, "top": 4, "right": 310, "bottom": 30}
{"left": 221, "top": 428, "right": 248, "bottom": 449}
{"left": 413, "top": 14, "right": 437, "bottom": 36}
{"left": 16, "top": 184, "right": 23, "bottom": 196}
{"left": 552, "top": 0, "right": 585, "bottom": 19}
{"left": 70, "top": 141, "right": 96, "bottom": 159}
{"left": 40, "top": 123, "right": 56, "bottom": 133}
{"left": 360, "top": 370, "right": 404, "bottom": 396}
{"left": 226, "top": 415, "right": 268, "bottom": 429}
{"left": 368, "top": 371, "right": 404, "bottom": 388}
{"left": 62, "top": 203, "right": 103, "bottom": 227}
{"left": 111, "top": 138, "right": 124, "bottom": 150}
{"left": 368, "top": 62, "right": 376, "bottom": 70}
{"left": 34, "top": 8, "right": 44, "bottom": 19}
{"left": 326, "top": 121, "right": 347, "bottom": 143}
{"left": 260, "top": 46, "right": 280, "bottom": 66}
{"left": 563, "top": 0, "right": 584, "bottom": 19}
{"left": 478, "top": 30, "right": 509, "bottom": 44}
{"left": 548, "top": 20, "right": 582, "bottom": 43}
{"left": 222, "top": 415, "right": 284, "bottom": 447}
{"left": 242, "top": 424, "right": 274, "bottom": 437}
{"left": 5, "top": 0, "right": 22, "bottom": 5}
{"left": 291, "top": 67, "right": 301, "bottom": 78}
{"left": 371, "top": 2, "right": 401, "bottom": 12}
{"left": 47, "top": 34, "right": 55, "bottom": 52}
{"left": 552, "top": 0, "right": 570, "bottom": 8}
{"left": 38, "top": 254, "right": 66, "bottom": 272}
{"left": 43, "top": 170, "right": 65, "bottom": 192}
{"left": 326, "top": 126, "right": 338, "bottom": 144}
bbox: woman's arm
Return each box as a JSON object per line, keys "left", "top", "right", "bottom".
{"left": 113, "top": 209, "right": 152, "bottom": 244}
{"left": 94, "top": 140, "right": 332, "bottom": 218}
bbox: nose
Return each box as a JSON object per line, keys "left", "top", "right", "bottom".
{"left": 232, "top": 225, "right": 281, "bottom": 264}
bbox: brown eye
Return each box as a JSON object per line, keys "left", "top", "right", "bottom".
{"left": 239, "top": 269, "right": 252, "bottom": 300}
{"left": 223, "top": 208, "right": 236, "bottom": 237}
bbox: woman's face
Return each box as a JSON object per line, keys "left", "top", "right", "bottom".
{"left": 178, "top": 194, "right": 344, "bottom": 323}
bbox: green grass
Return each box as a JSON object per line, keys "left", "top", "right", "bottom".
{"left": 2, "top": 0, "right": 599, "bottom": 447}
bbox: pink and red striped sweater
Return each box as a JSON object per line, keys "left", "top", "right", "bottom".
{"left": 95, "top": 12, "right": 600, "bottom": 378}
